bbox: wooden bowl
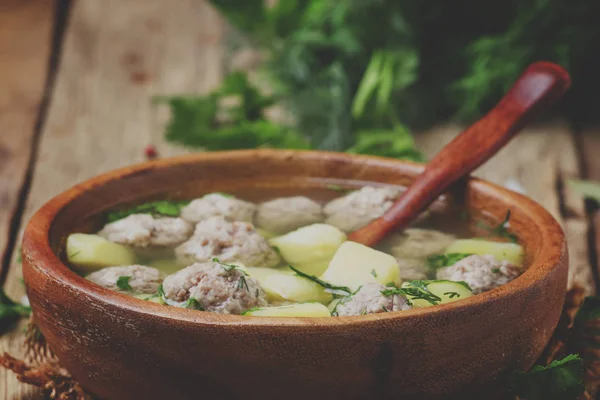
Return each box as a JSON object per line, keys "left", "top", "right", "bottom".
{"left": 22, "top": 150, "right": 568, "bottom": 400}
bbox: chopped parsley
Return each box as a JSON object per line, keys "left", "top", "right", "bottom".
{"left": 116, "top": 276, "right": 133, "bottom": 291}
{"left": 476, "top": 210, "right": 518, "bottom": 243}
{"left": 183, "top": 297, "right": 205, "bottom": 311}
{"left": 106, "top": 200, "right": 190, "bottom": 223}
{"left": 427, "top": 253, "right": 473, "bottom": 269}
{"left": 157, "top": 284, "right": 165, "bottom": 298}
{"left": 491, "top": 268, "right": 501, "bottom": 274}
{"left": 507, "top": 354, "right": 584, "bottom": 400}
{"left": 325, "top": 184, "right": 353, "bottom": 194}
{"left": 288, "top": 265, "right": 352, "bottom": 296}
{"left": 370, "top": 269, "right": 378, "bottom": 278}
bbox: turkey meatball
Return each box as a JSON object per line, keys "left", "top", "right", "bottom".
{"left": 98, "top": 214, "right": 193, "bottom": 248}
{"left": 86, "top": 265, "right": 165, "bottom": 294}
{"left": 180, "top": 193, "right": 256, "bottom": 224}
{"left": 335, "top": 282, "right": 411, "bottom": 316}
{"left": 323, "top": 186, "right": 401, "bottom": 232}
{"left": 175, "top": 216, "right": 281, "bottom": 267}
{"left": 162, "top": 261, "right": 267, "bottom": 314}
{"left": 255, "top": 196, "right": 324, "bottom": 234}
{"left": 436, "top": 254, "right": 521, "bottom": 294}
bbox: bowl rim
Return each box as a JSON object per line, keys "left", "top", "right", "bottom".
{"left": 22, "top": 149, "right": 567, "bottom": 328}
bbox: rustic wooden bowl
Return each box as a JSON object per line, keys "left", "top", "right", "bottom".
{"left": 21, "top": 149, "right": 568, "bottom": 400}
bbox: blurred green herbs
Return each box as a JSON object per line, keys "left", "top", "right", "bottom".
{"left": 158, "top": 0, "right": 599, "bottom": 158}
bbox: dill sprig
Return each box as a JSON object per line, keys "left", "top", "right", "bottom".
{"left": 476, "top": 210, "right": 518, "bottom": 243}
{"left": 427, "top": 253, "right": 473, "bottom": 269}
{"left": 106, "top": 200, "right": 189, "bottom": 223}
{"left": 288, "top": 265, "right": 352, "bottom": 296}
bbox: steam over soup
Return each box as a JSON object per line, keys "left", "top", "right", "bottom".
{"left": 65, "top": 187, "right": 525, "bottom": 317}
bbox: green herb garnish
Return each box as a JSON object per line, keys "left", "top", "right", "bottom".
{"left": 116, "top": 276, "right": 133, "bottom": 291}
{"left": 183, "top": 297, "right": 205, "bottom": 311}
{"left": 0, "top": 288, "right": 31, "bottom": 334}
{"left": 491, "top": 268, "right": 501, "bottom": 274}
{"left": 238, "top": 276, "right": 249, "bottom": 291}
{"left": 427, "top": 253, "right": 473, "bottom": 269}
{"left": 382, "top": 281, "right": 442, "bottom": 306}
{"left": 370, "top": 269, "right": 378, "bottom": 278}
{"left": 443, "top": 292, "right": 460, "bottom": 299}
{"left": 288, "top": 265, "right": 352, "bottom": 296}
{"left": 106, "top": 200, "right": 189, "bottom": 223}
{"left": 212, "top": 258, "right": 248, "bottom": 275}
{"left": 476, "top": 210, "right": 518, "bottom": 243}
{"left": 507, "top": 354, "right": 584, "bottom": 400}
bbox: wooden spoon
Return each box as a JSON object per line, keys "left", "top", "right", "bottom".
{"left": 348, "top": 61, "right": 571, "bottom": 247}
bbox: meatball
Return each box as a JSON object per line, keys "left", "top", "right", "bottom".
{"left": 323, "top": 186, "right": 401, "bottom": 232}
{"left": 175, "top": 216, "right": 281, "bottom": 267}
{"left": 180, "top": 193, "right": 256, "bottom": 224}
{"left": 98, "top": 214, "right": 193, "bottom": 248}
{"left": 335, "top": 282, "right": 411, "bottom": 316}
{"left": 162, "top": 261, "right": 267, "bottom": 314}
{"left": 255, "top": 196, "right": 324, "bottom": 234}
{"left": 396, "top": 258, "right": 429, "bottom": 281}
{"left": 382, "top": 228, "right": 456, "bottom": 259}
{"left": 86, "top": 265, "right": 165, "bottom": 294}
{"left": 436, "top": 254, "right": 521, "bottom": 294}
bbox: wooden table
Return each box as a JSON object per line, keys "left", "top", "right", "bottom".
{"left": 1, "top": 1, "right": 599, "bottom": 398}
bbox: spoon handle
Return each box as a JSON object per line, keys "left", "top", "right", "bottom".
{"left": 348, "top": 61, "right": 571, "bottom": 247}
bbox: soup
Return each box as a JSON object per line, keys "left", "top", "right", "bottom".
{"left": 64, "top": 185, "right": 524, "bottom": 317}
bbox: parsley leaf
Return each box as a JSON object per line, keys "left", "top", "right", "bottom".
{"left": 508, "top": 354, "right": 585, "bottom": 400}
{"left": 427, "top": 253, "right": 473, "bottom": 269}
{"left": 0, "top": 288, "right": 31, "bottom": 334}
{"left": 106, "top": 200, "right": 189, "bottom": 223}
{"left": 116, "top": 276, "right": 133, "bottom": 291}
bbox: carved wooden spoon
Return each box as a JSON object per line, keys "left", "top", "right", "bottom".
{"left": 348, "top": 61, "right": 571, "bottom": 247}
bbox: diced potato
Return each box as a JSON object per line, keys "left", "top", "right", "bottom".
{"left": 401, "top": 280, "right": 472, "bottom": 308}
{"left": 262, "top": 274, "right": 332, "bottom": 304}
{"left": 256, "top": 228, "right": 277, "bottom": 239}
{"left": 243, "top": 302, "right": 331, "bottom": 317}
{"left": 320, "top": 241, "right": 400, "bottom": 292}
{"left": 246, "top": 266, "right": 291, "bottom": 282}
{"left": 66, "top": 233, "right": 137, "bottom": 272}
{"left": 269, "top": 224, "right": 346, "bottom": 265}
{"left": 148, "top": 259, "right": 183, "bottom": 275}
{"left": 444, "top": 239, "right": 524, "bottom": 266}
{"left": 292, "top": 259, "right": 331, "bottom": 276}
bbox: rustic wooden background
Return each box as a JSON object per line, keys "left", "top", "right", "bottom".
{"left": 1, "top": 1, "right": 599, "bottom": 398}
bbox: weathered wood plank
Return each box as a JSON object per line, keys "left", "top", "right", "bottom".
{"left": 416, "top": 122, "right": 595, "bottom": 295}
{"left": 0, "top": 1, "right": 56, "bottom": 398}
{"left": 1, "top": 0, "right": 225, "bottom": 397}
{"left": 579, "top": 127, "right": 600, "bottom": 285}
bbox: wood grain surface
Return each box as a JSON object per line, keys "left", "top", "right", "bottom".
{"left": 0, "top": 1, "right": 56, "bottom": 399}
{"left": 0, "top": 0, "right": 598, "bottom": 398}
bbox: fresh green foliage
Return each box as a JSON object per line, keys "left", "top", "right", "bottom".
{"left": 159, "top": 0, "right": 600, "bottom": 158}
{"left": 237, "top": 275, "right": 250, "bottom": 291}
{"left": 508, "top": 354, "right": 585, "bottom": 400}
{"left": 116, "top": 276, "right": 133, "bottom": 291}
{"left": 0, "top": 288, "right": 31, "bottom": 334}
{"left": 427, "top": 253, "right": 473, "bottom": 269}
{"left": 476, "top": 210, "right": 518, "bottom": 243}
{"left": 289, "top": 265, "right": 352, "bottom": 296}
{"left": 106, "top": 200, "right": 190, "bottom": 223}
